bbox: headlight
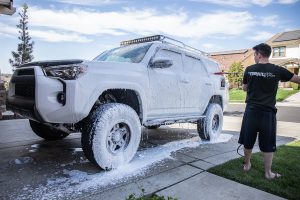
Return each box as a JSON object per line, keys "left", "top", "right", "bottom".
{"left": 43, "top": 64, "right": 88, "bottom": 80}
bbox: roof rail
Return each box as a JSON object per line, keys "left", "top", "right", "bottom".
{"left": 120, "top": 35, "right": 209, "bottom": 57}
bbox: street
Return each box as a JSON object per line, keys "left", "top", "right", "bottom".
{"left": 225, "top": 103, "right": 300, "bottom": 123}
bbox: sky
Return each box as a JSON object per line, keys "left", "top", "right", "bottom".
{"left": 0, "top": 0, "right": 300, "bottom": 74}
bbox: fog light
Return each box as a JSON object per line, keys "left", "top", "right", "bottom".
{"left": 57, "top": 92, "right": 66, "bottom": 104}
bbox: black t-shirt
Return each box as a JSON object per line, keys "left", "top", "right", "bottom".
{"left": 243, "top": 63, "right": 294, "bottom": 110}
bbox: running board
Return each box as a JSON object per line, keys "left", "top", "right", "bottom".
{"left": 144, "top": 116, "right": 205, "bottom": 126}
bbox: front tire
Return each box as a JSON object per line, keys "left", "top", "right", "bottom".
{"left": 29, "top": 120, "right": 69, "bottom": 141}
{"left": 81, "top": 103, "right": 141, "bottom": 170}
{"left": 197, "top": 103, "right": 223, "bottom": 141}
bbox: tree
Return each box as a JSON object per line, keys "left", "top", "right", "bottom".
{"left": 227, "top": 61, "right": 244, "bottom": 88}
{"left": 9, "top": 3, "right": 34, "bottom": 70}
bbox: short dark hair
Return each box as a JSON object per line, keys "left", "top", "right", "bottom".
{"left": 252, "top": 43, "right": 271, "bottom": 58}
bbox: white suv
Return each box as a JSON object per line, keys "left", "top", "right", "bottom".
{"left": 7, "top": 35, "right": 228, "bottom": 169}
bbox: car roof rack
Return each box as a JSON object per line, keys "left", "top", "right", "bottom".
{"left": 120, "top": 35, "right": 209, "bottom": 57}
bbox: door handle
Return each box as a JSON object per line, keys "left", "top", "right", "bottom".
{"left": 205, "top": 83, "right": 212, "bottom": 86}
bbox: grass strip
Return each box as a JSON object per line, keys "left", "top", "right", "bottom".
{"left": 208, "top": 140, "right": 300, "bottom": 200}
{"left": 229, "top": 89, "right": 299, "bottom": 102}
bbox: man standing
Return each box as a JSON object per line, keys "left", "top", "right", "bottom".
{"left": 238, "top": 43, "right": 300, "bottom": 179}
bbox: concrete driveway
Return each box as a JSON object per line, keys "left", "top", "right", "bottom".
{"left": 0, "top": 114, "right": 298, "bottom": 200}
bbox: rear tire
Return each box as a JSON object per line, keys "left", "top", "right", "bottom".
{"left": 81, "top": 103, "right": 141, "bottom": 170}
{"left": 197, "top": 103, "right": 223, "bottom": 141}
{"left": 29, "top": 120, "right": 69, "bottom": 141}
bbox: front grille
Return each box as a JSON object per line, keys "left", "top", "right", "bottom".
{"left": 17, "top": 68, "right": 34, "bottom": 76}
{"left": 15, "top": 84, "right": 35, "bottom": 99}
{"left": 11, "top": 68, "right": 36, "bottom": 99}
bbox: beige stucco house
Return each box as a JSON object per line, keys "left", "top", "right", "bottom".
{"left": 267, "top": 30, "right": 300, "bottom": 75}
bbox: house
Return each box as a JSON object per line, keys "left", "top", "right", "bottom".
{"left": 267, "top": 30, "right": 300, "bottom": 76}
{"left": 210, "top": 49, "right": 254, "bottom": 71}
{"left": 0, "top": 73, "right": 12, "bottom": 83}
{"left": 0, "top": 72, "right": 11, "bottom": 119}
{"left": 210, "top": 29, "right": 300, "bottom": 87}
{"left": 0, "top": 0, "right": 15, "bottom": 15}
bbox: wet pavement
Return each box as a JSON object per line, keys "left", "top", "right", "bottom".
{"left": 0, "top": 116, "right": 297, "bottom": 200}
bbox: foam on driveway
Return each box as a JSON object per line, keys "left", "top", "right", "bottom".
{"left": 15, "top": 134, "right": 232, "bottom": 200}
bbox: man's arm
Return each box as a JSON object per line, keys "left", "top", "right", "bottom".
{"left": 243, "top": 84, "right": 247, "bottom": 91}
{"left": 290, "top": 74, "right": 300, "bottom": 84}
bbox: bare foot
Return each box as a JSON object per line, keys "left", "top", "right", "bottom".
{"left": 265, "top": 172, "right": 281, "bottom": 179}
{"left": 243, "top": 162, "right": 251, "bottom": 172}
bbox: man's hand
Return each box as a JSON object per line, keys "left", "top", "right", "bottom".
{"left": 243, "top": 84, "right": 247, "bottom": 92}
{"left": 290, "top": 74, "right": 300, "bottom": 84}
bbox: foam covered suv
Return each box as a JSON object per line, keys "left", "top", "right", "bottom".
{"left": 7, "top": 35, "right": 229, "bottom": 169}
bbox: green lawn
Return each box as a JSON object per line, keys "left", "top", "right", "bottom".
{"left": 208, "top": 140, "right": 300, "bottom": 200}
{"left": 229, "top": 88, "right": 299, "bottom": 102}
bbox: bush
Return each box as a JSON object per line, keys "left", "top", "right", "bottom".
{"left": 227, "top": 61, "right": 244, "bottom": 89}
{"left": 290, "top": 82, "right": 299, "bottom": 90}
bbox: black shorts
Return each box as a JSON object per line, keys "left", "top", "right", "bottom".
{"left": 238, "top": 104, "right": 277, "bottom": 152}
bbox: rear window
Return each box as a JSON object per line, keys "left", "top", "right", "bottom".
{"left": 202, "top": 59, "right": 220, "bottom": 73}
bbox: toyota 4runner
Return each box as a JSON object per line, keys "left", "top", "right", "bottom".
{"left": 7, "top": 35, "right": 229, "bottom": 169}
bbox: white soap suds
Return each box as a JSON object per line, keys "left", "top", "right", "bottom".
{"left": 15, "top": 134, "right": 232, "bottom": 199}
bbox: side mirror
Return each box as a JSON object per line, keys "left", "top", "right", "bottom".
{"left": 150, "top": 57, "right": 173, "bottom": 68}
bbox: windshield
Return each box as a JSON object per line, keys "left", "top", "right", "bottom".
{"left": 93, "top": 43, "right": 152, "bottom": 63}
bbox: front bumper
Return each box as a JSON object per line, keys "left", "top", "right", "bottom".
{"left": 6, "top": 66, "right": 90, "bottom": 123}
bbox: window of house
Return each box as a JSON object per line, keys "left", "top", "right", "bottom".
{"left": 272, "top": 46, "right": 286, "bottom": 57}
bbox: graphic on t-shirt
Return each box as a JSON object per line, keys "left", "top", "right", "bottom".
{"left": 248, "top": 72, "right": 275, "bottom": 78}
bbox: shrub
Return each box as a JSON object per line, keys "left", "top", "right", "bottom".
{"left": 290, "top": 82, "right": 299, "bottom": 90}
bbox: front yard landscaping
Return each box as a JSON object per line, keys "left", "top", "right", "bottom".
{"left": 229, "top": 88, "right": 299, "bottom": 102}
{"left": 208, "top": 140, "right": 300, "bottom": 200}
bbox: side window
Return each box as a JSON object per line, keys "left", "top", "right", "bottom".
{"left": 154, "top": 49, "right": 182, "bottom": 69}
{"left": 184, "top": 55, "right": 207, "bottom": 74}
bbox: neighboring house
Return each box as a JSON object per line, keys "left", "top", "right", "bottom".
{"left": 267, "top": 30, "right": 300, "bottom": 74}
{"left": 210, "top": 49, "right": 254, "bottom": 71}
{"left": 267, "top": 29, "right": 300, "bottom": 87}
{"left": 0, "top": 72, "right": 11, "bottom": 118}
{"left": 0, "top": 73, "right": 12, "bottom": 83}
{"left": 0, "top": 0, "right": 15, "bottom": 15}
{"left": 210, "top": 29, "right": 300, "bottom": 87}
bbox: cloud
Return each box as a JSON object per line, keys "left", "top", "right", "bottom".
{"left": 247, "top": 31, "right": 274, "bottom": 41}
{"left": 51, "top": 0, "right": 125, "bottom": 6}
{"left": 30, "top": 30, "right": 93, "bottom": 42}
{"left": 189, "top": 0, "right": 298, "bottom": 7}
{"left": 0, "top": 22, "right": 18, "bottom": 35}
{"left": 277, "top": 0, "right": 298, "bottom": 4}
{"left": 261, "top": 15, "right": 279, "bottom": 27}
{"left": 26, "top": 7, "right": 255, "bottom": 39}
{"left": 201, "top": 43, "right": 219, "bottom": 50}
{"left": 0, "top": 22, "right": 92, "bottom": 43}
{"left": 1, "top": 6, "right": 257, "bottom": 43}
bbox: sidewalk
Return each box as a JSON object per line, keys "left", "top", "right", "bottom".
{"left": 276, "top": 91, "right": 300, "bottom": 107}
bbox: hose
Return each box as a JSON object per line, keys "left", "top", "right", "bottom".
{"left": 237, "top": 144, "right": 244, "bottom": 157}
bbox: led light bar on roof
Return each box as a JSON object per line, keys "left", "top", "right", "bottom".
{"left": 120, "top": 34, "right": 209, "bottom": 57}
{"left": 120, "top": 35, "right": 162, "bottom": 46}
